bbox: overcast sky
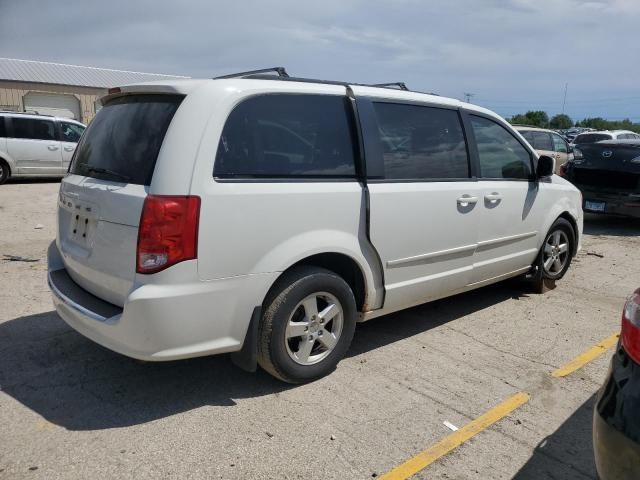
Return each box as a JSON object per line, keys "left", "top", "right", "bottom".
{"left": 1, "top": 0, "right": 638, "bottom": 121}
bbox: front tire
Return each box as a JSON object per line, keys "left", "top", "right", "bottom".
{"left": 0, "top": 160, "right": 9, "bottom": 185}
{"left": 257, "top": 266, "right": 357, "bottom": 383}
{"left": 536, "top": 218, "right": 575, "bottom": 282}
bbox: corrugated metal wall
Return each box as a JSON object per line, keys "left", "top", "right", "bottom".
{"left": 0, "top": 81, "right": 105, "bottom": 123}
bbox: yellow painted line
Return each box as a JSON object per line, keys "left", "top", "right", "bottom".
{"left": 378, "top": 392, "right": 530, "bottom": 480}
{"left": 552, "top": 332, "right": 620, "bottom": 378}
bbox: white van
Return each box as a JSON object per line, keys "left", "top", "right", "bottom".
{"left": 48, "top": 69, "right": 583, "bottom": 383}
{"left": 0, "top": 111, "right": 85, "bottom": 183}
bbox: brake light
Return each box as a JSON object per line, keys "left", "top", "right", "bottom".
{"left": 621, "top": 289, "right": 640, "bottom": 363}
{"left": 136, "top": 195, "right": 200, "bottom": 274}
{"left": 559, "top": 163, "right": 567, "bottom": 177}
{"left": 108, "top": 87, "right": 121, "bottom": 95}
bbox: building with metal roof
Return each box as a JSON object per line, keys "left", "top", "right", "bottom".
{"left": 0, "top": 58, "right": 188, "bottom": 123}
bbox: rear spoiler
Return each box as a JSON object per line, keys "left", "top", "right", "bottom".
{"left": 99, "top": 83, "right": 191, "bottom": 106}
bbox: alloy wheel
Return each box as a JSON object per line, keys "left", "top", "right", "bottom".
{"left": 284, "top": 292, "right": 344, "bottom": 366}
{"left": 543, "top": 230, "right": 569, "bottom": 276}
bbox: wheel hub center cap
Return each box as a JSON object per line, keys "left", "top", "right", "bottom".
{"left": 309, "top": 323, "right": 319, "bottom": 333}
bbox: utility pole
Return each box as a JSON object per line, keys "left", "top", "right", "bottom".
{"left": 463, "top": 92, "right": 475, "bottom": 103}
{"left": 561, "top": 82, "right": 568, "bottom": 115}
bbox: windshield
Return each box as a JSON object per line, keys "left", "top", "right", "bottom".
{"left": 70, "top": 94, "right": 183, "bottom": 185}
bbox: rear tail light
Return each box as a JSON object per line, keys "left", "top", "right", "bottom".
{"left": 559, "top": 163, "right": 567, "bottom": 177}
{"left": 136, "top": 195, "right": 200, "bottom": 274}
{"left": 621, "top": 289, "right": 640, "bottom": 363}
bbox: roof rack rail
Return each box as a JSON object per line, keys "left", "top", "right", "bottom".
{"left": 0, "top": 110, "right": 54, "bottom": 117}
{"left": 214, "top": 67, "right": 290, "bottom": 80}
{"left": 369, "top": 82, "right": 409, "bottom": 91}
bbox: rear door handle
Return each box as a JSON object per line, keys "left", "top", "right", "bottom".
{"left": 485, "top": 192, "right": 502, "bottom": 203}
{"left": 64, "top": 146, "right": 75, "bottom": 152}
{"left": 48, "top": 145, "right": 59, "bottom": 151}
{"left": 457, "top": 195, "right": 478, "bottom": 206}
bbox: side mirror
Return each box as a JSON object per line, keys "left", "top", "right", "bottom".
{"left": 567, "top": 144, "right": 574, "bottom": 154}
{"left": 537, "top": 155, "right": 555, "bottom": 178}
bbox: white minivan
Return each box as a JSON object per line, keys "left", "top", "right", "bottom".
{"left": 48, "top": 69, "right": 583, "bottom": 383}
{"left": 0, "top": 111, "right": 85, "bottom": 183}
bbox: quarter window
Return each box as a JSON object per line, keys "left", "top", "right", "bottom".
{"left": 11, "top": 117, "right": 56, "bottom": 141}
{"left": 372, "top": 102, "right": 469, "bottom": 179}
{"left": 470, "top": 116, "right": 532, "bottom": 180}
{"left": 214, "top": 94, "right": 357, "bottom": 178}
{"left": 0, "top": 117, "right": 6, "bottom": 137}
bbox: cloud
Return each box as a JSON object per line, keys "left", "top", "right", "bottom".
{"left": 0, "top": 0, "right": 637, "bottom": 120}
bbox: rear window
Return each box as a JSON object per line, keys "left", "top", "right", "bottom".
{"left": 70, "top": 94, "right": 182, "bottom": 185}
{"left": 214, "top": 94, "right": 357, "bottom": 178}
{"left": 574, "top": 133, "right": 611, "bottom": 144}
{"left": 12, "top": 117, "right": 56, "bottom": 140}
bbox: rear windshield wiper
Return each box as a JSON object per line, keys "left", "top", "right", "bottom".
{"left": 86, "top": 166, "right": 130, "bottom": 182}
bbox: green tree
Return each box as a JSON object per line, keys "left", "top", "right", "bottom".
{"left": 549, "top": 114, "right": 573, "bottom": 129}
{"left": 509, "top": 111, "right": 549, "bottom": 128}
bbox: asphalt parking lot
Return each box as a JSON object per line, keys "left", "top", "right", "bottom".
{"left": 1, "top": 180, "right": 638, "bottom": 480}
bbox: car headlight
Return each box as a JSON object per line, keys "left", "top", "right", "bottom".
{"left": 630, "top": 156, "right": 640, "bottom": 164}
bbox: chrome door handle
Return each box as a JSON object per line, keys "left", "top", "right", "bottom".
{"left": 64, "top": 146, "right": 75, "bottom": 152}
{"left": 485, "top": 193, "right": 502, "bottom": 202}
{"left": 48, "top": 145, "right": 59, "bottom": 151}
{"left": 457, "top": 195, "right": 478, "bottom": 205}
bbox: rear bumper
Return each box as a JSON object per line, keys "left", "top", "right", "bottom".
{"left": 594, "top": 344, "right": 640, "bottom": 479}
{"left": 579, "top": 189, "right": 640, "bottom": 218}
{"left": 48, "top": 242, "right": 277, "bottom": 361}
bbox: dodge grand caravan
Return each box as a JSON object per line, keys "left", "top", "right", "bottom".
{"left": 48, "top": 68, "right": 583, "bottom": 383}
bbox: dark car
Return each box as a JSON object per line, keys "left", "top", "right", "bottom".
{"left": 594, "top": 289, "right": 640, "bottom": 479}
{"left": 562, "top": 140, "right": 640, "bottom": 217}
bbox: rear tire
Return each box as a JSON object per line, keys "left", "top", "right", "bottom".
{"left": 257, "top": 266, "right": 357, "bottom": 383}
{"left": 0, "top": 160, "right": 9, "bottom": 185}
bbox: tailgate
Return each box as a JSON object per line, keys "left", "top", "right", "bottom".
{"left": 56, "top": 93, "right": 183, "bottom": 306}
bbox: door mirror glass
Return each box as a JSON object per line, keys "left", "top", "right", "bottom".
{"left": 537, "top": 155, "right": 554, "bottom": 178}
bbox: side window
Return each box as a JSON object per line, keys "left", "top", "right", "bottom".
{"left": 372, "top": 102, "right": 469, "bottom": 179}
{"left": 525, "top": 131, "right": 553, "bottom": 151}
{"left": 12, "top": 118, "right": 56, "bottom": 141}
{"left": 552, "top": 134, "right": 568, "bottom": 153}
{"left": 470, "top": 116, "right": 533, "bottom": 180}
{"left": 214, "top": 94, "right": 357, "bottom": 178}
{"left": 60, "top": 122, "right": 85, "bottom": 143}
{"left": 0, "top": 117, "right": 6, "bottom": 137}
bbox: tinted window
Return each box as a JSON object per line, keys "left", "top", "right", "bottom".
{"left": 520, "top": 130, "right": 553, "bottom": 151}
{"left": 471, "top": 116, "right": 532, "bottom": 179}
{"left": 214, "top": 94, "right": 357, "bottom": 177}
{"left": 12, "top": 117, "right": 56, "bottom": 140}
{"left": 60, "top": 122, "right": 84, "bottom": 143}
{"left": 574, "top": 133, "right": 611, "bottom": 144}
{"left": 552, "top": 133, "right": 568, "bottom": 153}
{"left": 372, "top": 103, "right": 469, "bottom": 179}
{"left": 70, "top": 95, "right": 182, "bottom": 185}
{"left": 0, "top": 117, "right": 6, "bottom": 137}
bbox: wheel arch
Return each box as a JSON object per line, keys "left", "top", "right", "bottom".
{"left": 557, "top": 211, "right": 579, "bottom": 257}
{"left": 284, "top": 253, "right": 367, "bottom": 312}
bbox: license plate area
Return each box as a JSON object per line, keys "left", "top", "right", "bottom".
{"left": 585, "top": 200, "right": 606, "bottom": 212}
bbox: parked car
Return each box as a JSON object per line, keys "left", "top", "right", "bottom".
{"left": 572, "top": 130, "right": 640, "bottom": 146}
{"left": 594, "top": 289, "right": 640, "bottom": 480}
{"left": 47, "top": 69, "right": 583, "bottom": 383}
{"left": 0, "top": 111, "right": 85, "bottom": 184}
{"left": 563, "top": 140, "right": 640, "bottom": 217}
{"left": 514, "top": 126, "right": 572, "bottom": 173}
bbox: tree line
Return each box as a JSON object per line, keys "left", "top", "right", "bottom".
{"left": 506, "top": 111, "right": 640, "bottom": 133}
